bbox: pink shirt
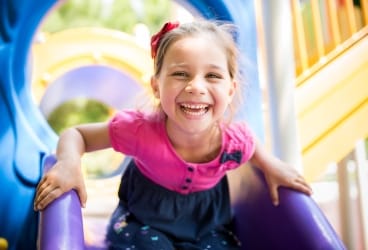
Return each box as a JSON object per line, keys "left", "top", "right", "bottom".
{"left": 109, "top": 110, "right": 256, "bottom": 194}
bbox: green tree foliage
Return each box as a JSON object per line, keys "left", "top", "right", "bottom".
{"left": 47, "top": 98, "right": 110, "bottom": 134}
{"left": 42, "top": 0, "right": 172, "bottom": 34}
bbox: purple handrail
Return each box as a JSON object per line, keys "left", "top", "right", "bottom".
{"left": 38, "top": 154, "right": 346, "bottom": 250}
{"left": 39, "top": 155, "right": 85, "bottom": 250}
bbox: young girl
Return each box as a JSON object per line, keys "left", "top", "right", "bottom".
{"left": 34, "top": 19, "right": 312, "bottom": 249}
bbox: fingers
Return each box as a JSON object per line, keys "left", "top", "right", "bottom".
{"left": 75, "top": 183, "right": 88, "bottom": 208}
{"left": 34, "top": 182, "right": 63, "bottom": 211}
{"left": 282, "top": 174, "right": 313, "bottom": 197}
{"left": 294, "top": 177, "right": 313, "bottom": 195}
{"left": 269, "top": 184, "right": 280, "bottom": 206}
{"left": 34, "top": 173, "right": 65, "bottom": 211}
{"left": 268, "top": 175, "right": 312, "bottom": 207}
{"left": 35, "top": 172, "right": 88, "bottom": 211}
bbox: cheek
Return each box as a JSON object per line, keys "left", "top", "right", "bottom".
{"left": 213, "top": 89, "right": 234, "bottom": 114}
{"left": 215, "top": 85, "right": 234, "bottom": 102}
{"left": 159, "top": 89, "right": 177, "bottom": 109}
{"left": 162, "top": 83, "right": 183, "bottom": 98}
{"left": 221, "top": 96, "right": 232, "bottom": 109}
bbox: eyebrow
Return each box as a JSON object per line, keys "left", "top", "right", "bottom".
{"left": 208, "top": 64, "right": 226, "bottom": 71}
{"left": 168, "top": 63, "right": 187, "bottom": 68}
{"left": 168, "top": 63, "right": 226, "bottom": 72}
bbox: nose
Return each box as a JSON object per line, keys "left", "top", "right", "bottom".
{"left": 185, "top": 77, "right": 206, "bottom": 95}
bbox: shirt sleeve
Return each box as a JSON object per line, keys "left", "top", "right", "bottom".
{"left": 223, "top": 122, "right": 256, "bottom": 167}
{"left": 108, "top": 110, "right": 145, "bottom": 155}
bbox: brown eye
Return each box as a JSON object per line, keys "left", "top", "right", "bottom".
{"left": 206, "top": 73, "right": 222, "bottom": 79}
{"left": 172, "top": 71, "right": 188, "bottom": 78}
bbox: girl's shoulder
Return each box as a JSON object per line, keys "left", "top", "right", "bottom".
{"left": 220, "top": 121, "right": 256, "bottom": 166}
{"left": 108, "top": 110, "right": 164, "bottom": 154}
{"left": 221, "top": 121, "right": 254, "bottom": 142}
{"left": 109, "top": 110, "right": 164, "bottom": 143}
{"left": 110, "top": 110, "right": 162, "bottom": 127}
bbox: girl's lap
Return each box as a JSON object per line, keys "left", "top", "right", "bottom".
{"left": 106, "top": 163, "right": 240, "bottom": 249}
{"left": 106, "top": 215, "right": 241, "bottom": 250}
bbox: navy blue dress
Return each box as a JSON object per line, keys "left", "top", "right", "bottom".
{"left": 105, "top": 160, "right": 242, "bottom": 250}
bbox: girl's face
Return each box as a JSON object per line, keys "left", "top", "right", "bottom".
{"left": 151, "top": 35, "right": 236, "bottom": 137}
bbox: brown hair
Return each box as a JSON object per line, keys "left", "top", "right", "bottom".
{"left": 152, "top": 19, "right": 245, "bottom": 121}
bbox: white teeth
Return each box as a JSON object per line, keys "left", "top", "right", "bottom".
{"left": 181, "top": 103, "right": 208, "bottom": 109}
{"left": 180, "top": 103, "right": 209, "bottom": 116}
{"left": 182, "top": 109, "right": 207, "bottom": 116}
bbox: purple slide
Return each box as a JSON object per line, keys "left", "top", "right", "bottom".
{"left": 38, "top": 154, "right": 346, "bottom": 250}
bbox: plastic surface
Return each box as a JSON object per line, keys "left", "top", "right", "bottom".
{"left": 232, "top": 166, "right": 346, "bottom": 250}
{"left": 0, "top": 1, "right": 262, "bottom": 249}
{"left": 40, "top": 154, "right": 346, "bottom": 250}
{"left": 39, "top": 155, "right": 85, "bottom": 250}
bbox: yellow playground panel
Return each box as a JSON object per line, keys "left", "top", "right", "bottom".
{"left": 31, "top": 27, "right": 153, "bottom": 102}
{"left": 296, "top": 29, "right": 368, "bottom": 181}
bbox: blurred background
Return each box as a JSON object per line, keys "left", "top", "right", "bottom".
{"left": 31, "top": 0, "right": 368, "bottom": 249}
{"left": 0, "top": 0, "right": 367, "bottom": 249}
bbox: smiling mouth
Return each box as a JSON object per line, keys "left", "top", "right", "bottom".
{"left": 180, "top": 103, "right": 210, "bottom": 116}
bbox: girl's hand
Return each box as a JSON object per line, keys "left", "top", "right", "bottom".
{"left": 263, "top": 159, "right": 313, "bottom": 206}
{"left": 250, "top": 139, "right": 313, "bottom": 206}
{"left": 34, "top": 158, "right": 87, "bottom": 211}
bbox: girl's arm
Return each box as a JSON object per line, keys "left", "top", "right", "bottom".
{"left": 249, "top": 139, "right": 313, "bottom": 206}
{"left": 34, "top": 122, "right": 111, "bottom": 211}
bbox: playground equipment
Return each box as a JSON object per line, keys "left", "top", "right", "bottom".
{"left": 0, "top": 0, "right": 350, "bottom": 249}
{"left": 31, "top": 27, "right": 152, "bottom": 115}
{"left": 39, "top": 154, "right": 346, "bottom": 250}
{"left": 0, "top": 1, "right": 262, "bottom": 249}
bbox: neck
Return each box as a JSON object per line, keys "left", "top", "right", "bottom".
{"left": 166, "top": 122, "right": 222, "bottom": 163}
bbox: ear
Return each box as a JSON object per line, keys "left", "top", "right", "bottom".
{"left": 228, "top": 80, "right": 237, "bottom": 100}
{"left": 150, "top": 76, "right": 160, "bottom": 98}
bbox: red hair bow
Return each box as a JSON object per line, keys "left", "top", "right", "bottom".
{"left": 150, "top": 21, "right": 180, "bottom": 59}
